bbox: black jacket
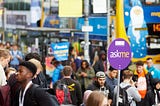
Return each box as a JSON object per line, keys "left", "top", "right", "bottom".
{"left": 93, "top": 60, "right": 105, "bottom": 74}
{"left": 133, "top": 71, "right": 153, "bottom": 91}
{"left": 32, "top": 72, "right": 48, "bottom": 88}
{"left": 146, "top": 89, "right": 160, "bottom": 106}
{"left": 87, "top": 81, "right": 113, "bottom": 99}
{"left": 146, "top": 78, "right": 160, "bottom": 106}
{"left": 12, "top": 84, "right": 58, "bottom": 106}
{"left": 53, "top": 78, "right": 83, "bottom": 106}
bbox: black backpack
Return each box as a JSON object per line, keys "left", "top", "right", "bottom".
{"left": 119, "top": 85, "right": 132, "bottom": 106}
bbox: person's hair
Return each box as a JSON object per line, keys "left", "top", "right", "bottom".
{"left": 51, "top": 57, "right": 57, "bottom": 64}
{"left": 52, "top": 60, "right": 60, "bottom": 67}
{"left": 122, "top": 70, "right": 133, "bottom": 80}
{"left": 25, "top": 53, "right": 42, "bottom": 62}
{"left": 0, "top": 49, "right": 10, "bottom": 59}
{"left": 62, "top": 66, "right": 72, "bottom": 76}
{"left": 81, "top": 60, "right": 90, "bottom": 69}
{"left": 12, "top": 43, "right": 18, "bottom": 47}
{"left": 136, "top": 60, "right": 144, "bottom": 66}
{"left": 86, "top": 91, "right": 107, "bottom": 106}
{"left": 28, "top": 58, "right": 43, "bottom": 72}
{"left": 109, "top": 66, "right": 117, "bottom": 72}
{"left": 146, "top": 57, "right": 152, "bottom": 61}
{"left": 83, "top": 90, "right": 92, "bottom": 104}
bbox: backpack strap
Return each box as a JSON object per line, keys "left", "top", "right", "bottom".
{"left": 123, "top": 85, "right": 131, "bottom": 91}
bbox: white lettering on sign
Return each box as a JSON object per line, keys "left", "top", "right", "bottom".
{"left": 110, "top": 50, "right": 129, "bottom": 58}
{"left": 54, "top": 44, "right": 68, "bottom": 49}
{"left": 115, "top": 41, "right": 125, "bottom": 46}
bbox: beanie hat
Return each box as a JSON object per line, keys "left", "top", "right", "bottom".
{"left": 19, "top": 61, "right": 37, "bottom": 76}
{"left": 96, "top": 71, "right": 106, "bottom": 78}
{"left": 99, "top": 50, "right": 106, "bottom": 56}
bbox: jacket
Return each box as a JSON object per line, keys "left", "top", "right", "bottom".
{"left": 93, "top": 59, "right": 105, "bottom": 74}
{"left": 147, "top": 66, "right": 160, "bottom": 79}
{"left": 133, "top": 69, "right": 153, "bottom": 91}
{"left": 113, "top": 82, "right": 141, "bottom": 106}
{"left": 87, "top": 81, "right": 113, "bottom": 99}
{"left": 52, "top": 64, "right": 64, "bottom": 83}
{"left": 146, "top": 78, "right": 160, "bottom": 106}
{"left": 32, "top": 72, "right": 48, "bottom": 88}
{"left": 12, "top": 84, "right": 57, "bottom": 106}
{"left": 76, "top": 67, "right": 95, "bottom": 89}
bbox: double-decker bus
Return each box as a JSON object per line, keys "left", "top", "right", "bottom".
{"left": 116, "top": 0, "right": 160, "bottom": 64}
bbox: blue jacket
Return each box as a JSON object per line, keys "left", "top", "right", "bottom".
{"left": 147, "top": 66, "right": 160, "bottom": 79}
{"left": 52, "top": 64, "right": 64, "bottom": 83}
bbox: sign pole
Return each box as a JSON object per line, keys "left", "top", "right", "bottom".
{"left": 116, "top": 70, "right": 121, "bottom": 106}
{"left": 107, "top": 38, "right": 131, "bottom": 106}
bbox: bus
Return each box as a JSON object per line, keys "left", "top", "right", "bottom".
{"left": 116, "top": 0, "right": 160, "bottom": 65}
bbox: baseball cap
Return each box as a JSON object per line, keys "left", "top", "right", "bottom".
{"left": 96, "top": 71, "right": 106, "bottom": 78}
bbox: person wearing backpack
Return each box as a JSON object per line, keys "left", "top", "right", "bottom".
{"left": 53, "top": 66, "right": 83, "bottom": 106}
{"left": 113, "top": 70, "right": 141, "bottom": 106}
{"left": 12, "top": 61, "right": 57, "bottom": 106}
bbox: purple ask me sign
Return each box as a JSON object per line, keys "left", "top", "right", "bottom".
{"left": 108, "top": 38, "right": 131, "bottom": 70}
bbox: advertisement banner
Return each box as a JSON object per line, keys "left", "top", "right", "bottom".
{"left": 50, "top": 42, "right": 70, "bottom": 61}
{"left": 124, "top": 0, "right": 160, "bottom": 27}
{"left": 43, "top": 14, "right": 60, "bottom": 28}
{"left": 59, "top": 0, "right": 82, "bottom": 17}
{"left": 124, "top": 0, "right": 148, "bottom": 58}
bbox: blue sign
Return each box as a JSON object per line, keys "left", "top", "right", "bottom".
{"left": 143, "top": 6, "right": 160, "bottom": 23}
{"left": 76, "top": 17, "right": 107, "bottom": 36}
{"left": 50, "top": 42, "right": 70, "bottom": 61}
{"left": 43, "top": 15, "right": 60, "bottom": 28}
{"left": 108, "top": 38, "right": 131, "bottom": 70}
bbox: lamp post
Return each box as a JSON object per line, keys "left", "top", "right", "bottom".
{"left": 83, "top": 0, "right": 90, "bottom": 63}
{"left": 106, "top": 0, "right": 111, "bottom": 70}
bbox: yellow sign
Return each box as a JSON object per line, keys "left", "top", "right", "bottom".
{"left": 59, "top": 0, "right": 83, "bottom": 17}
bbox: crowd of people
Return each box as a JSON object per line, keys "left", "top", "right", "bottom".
{"left": 0, "top": 43, "right": 160, "bottom": 106}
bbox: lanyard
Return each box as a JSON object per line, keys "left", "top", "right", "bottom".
{"left": 19, "top": 81, "right": 32, "bottom": 106}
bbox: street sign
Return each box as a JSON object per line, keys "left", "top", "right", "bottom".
{"left": 108, "top": 38, "right": 131, "bottom": 70}
{"left": 82, "top": 26, "right": 93, "bottom": 32}
{"left": 76, "top": 17, "right": 107, "bottom": 35}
